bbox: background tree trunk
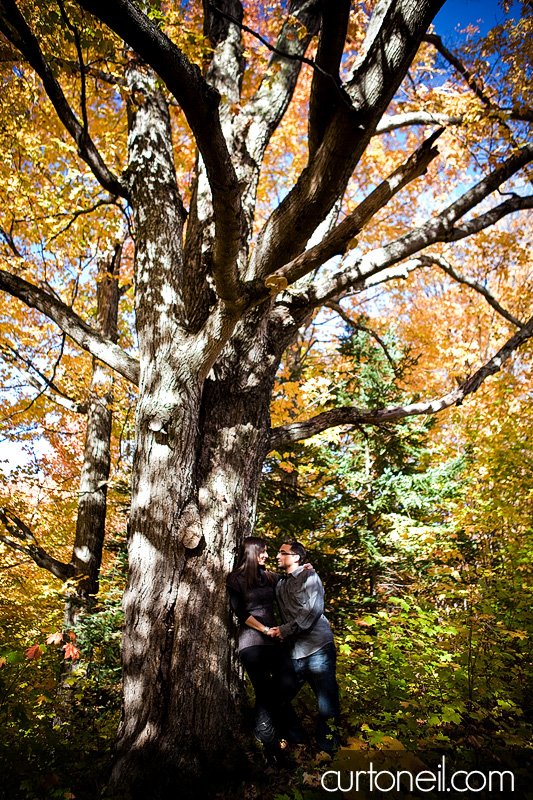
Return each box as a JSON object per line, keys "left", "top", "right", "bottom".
{"left": 63, "top": 246, "right": 121, "bottom": 629}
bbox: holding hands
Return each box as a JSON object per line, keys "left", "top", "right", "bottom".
{"left": 266, "top": 626, "right": 283, "bottom": 641}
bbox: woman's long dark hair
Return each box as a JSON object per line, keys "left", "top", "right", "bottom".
{"left": 228, "top": 536, "right": 276, "bottom": 590}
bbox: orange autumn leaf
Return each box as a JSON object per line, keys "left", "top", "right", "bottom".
{"left": 63, "top": 642, "right": 81, "bottom": 660}
{"left": 26, "top": 644, "right": 42, "bottom": 660}
{"left": 46, "top": 632, "right": 63, "bottom": 645}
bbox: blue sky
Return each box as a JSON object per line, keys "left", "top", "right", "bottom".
{"left": 433, "top": 0, "right": 517, "bottom": 41}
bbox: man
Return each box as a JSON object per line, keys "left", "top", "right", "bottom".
{"left": 270, "top": 540, "right": 341, "bottom": 754}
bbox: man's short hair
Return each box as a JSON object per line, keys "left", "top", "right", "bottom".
{"left": 283, "top": 540, "right": 306, "bottom": 564}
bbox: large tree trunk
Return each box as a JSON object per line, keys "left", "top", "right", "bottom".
{"left": 110, "top": 75, "right": 280, "bottom": 774}
{"left": 111, "top": 365, "right": 275, "bottom": 794}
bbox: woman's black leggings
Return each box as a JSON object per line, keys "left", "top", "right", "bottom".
{"left": 240, "top": 644, "right": 303, "bottom": 743}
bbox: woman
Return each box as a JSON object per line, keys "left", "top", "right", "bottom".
{"left": 227, "top": 537, "right": 304, "bottom": 764}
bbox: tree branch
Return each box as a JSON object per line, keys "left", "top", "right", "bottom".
{"left": 57, "top": 0, "right": 89, "bottom": 137}
{"left": 424, "top": 34, "right": 493, "bottom": 107}
{"left": 0, "top": 269, "right": 139, "bottom": 385}
{"left": 424, "top": 33, "right": 530, "bottom": 147}
{"left": 308, "top": 0, "right": 352, "bottom": 158}
{"left": 372, "top": 108, "right": 532, "bottom": 135}
{"left": 0, "top": 507, "right": 76, "bottom": 582}
{"left": 260, "top": 128, "right": 443, "bottom": 293}
{"left": 0, "top": 222, "right": 23, "bottom": 257}
{"left": 297, "top": 142, "right": 533, "bottom": 309}
{"left": 48, "top": 197, "right": 124, "bottom": 243}
{"left": 269, "top": 312, "right": 533, "bottom": 450}
{"left": 0, "top": 340, "right": 88, "bottom": 412}
{"left": 375, "top": 111, "right": 462, "bottom": 134}
{"left": 0, "top": 0, "right": 126, "bottom": 198}
{"left": 417, "top": 254, "right": 525, "bottom": 328}
{"left": 53, "top": 56, "right": 128, "bottom": 87}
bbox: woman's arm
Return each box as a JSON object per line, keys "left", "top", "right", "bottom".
{"left": 228, "top": 587, "right": 272, "bottom": 634}
{"left": 244, "top": 615, "right": 272, "bottom": 635}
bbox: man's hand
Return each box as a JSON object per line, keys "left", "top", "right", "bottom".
{"left": 267, "top": 626, "right": 284, "bottom": 641}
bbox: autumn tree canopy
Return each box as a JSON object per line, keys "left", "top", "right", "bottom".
{"left": 0, "top": 0, "right": 532, "bottom": 796}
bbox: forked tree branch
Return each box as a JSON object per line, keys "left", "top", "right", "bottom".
{"left": 248, "top": 0, "right": 446, "bottom": 284}
{"left": 447, "top": 194, "right": 533, "bottom": 241}
{"left": 0, "top": 0, "right": 125, "bottom": 198}
{"left": 269, "top": 312, "right": 533, "bottom": 450}
{"left": 0, "top": 507, "right": 77, "bottom": 582}
{"left": 0, "top": 269, "right": 139, "bottom": 385}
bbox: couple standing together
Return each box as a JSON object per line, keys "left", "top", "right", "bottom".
{"left": 227, "top": 537, "right": 340, "bottom": 762}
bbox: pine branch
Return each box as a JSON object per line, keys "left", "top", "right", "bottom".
{"left": 325, "top": 300, "right": 400, "bottom": 376}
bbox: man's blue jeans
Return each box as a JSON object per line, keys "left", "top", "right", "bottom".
{"left": 292, "top": 642, "right": 341, "bottom": 753}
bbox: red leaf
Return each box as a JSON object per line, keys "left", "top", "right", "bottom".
{"left": 63, "top": 642, "right": 81, "bottom": 661}
{"left": 26, "top": 644, "right": 42, "bottom": 660}
{"left": 46, "top": 632, "right": 63, "bottom": 645}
